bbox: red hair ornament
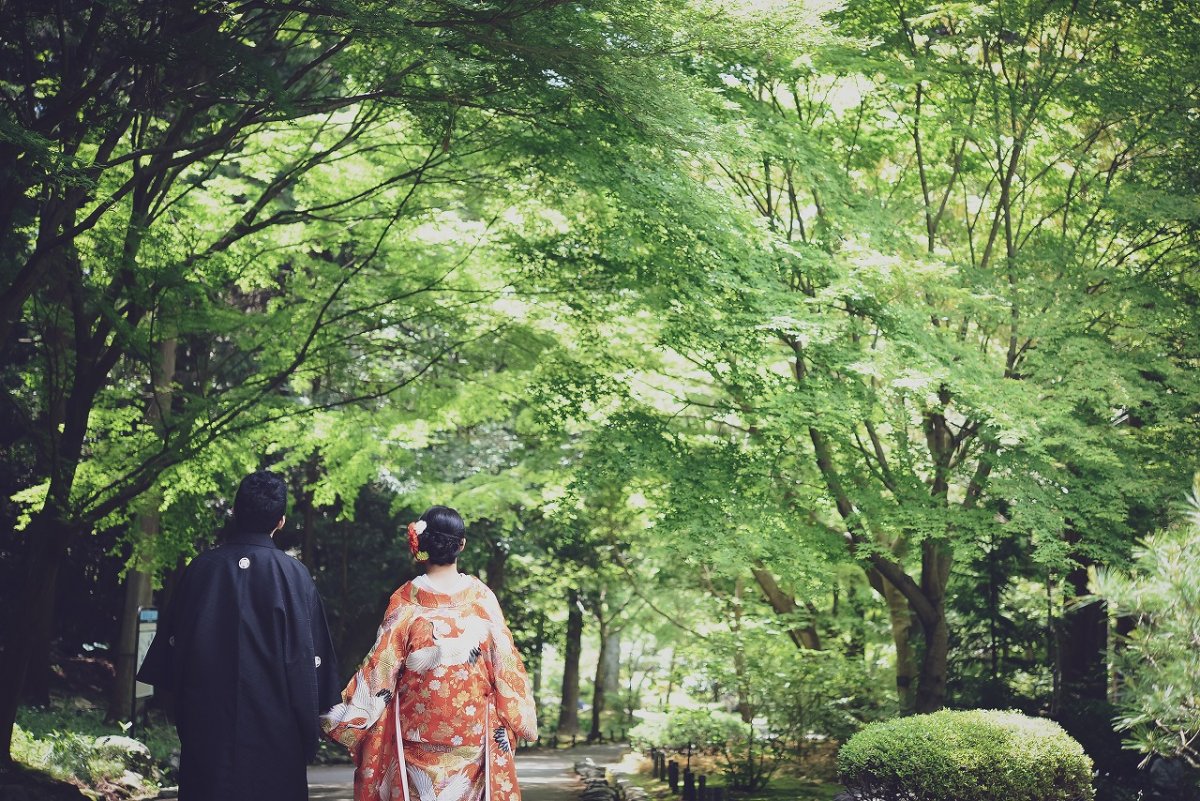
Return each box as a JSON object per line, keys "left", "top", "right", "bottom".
{"left": 408, "top": 520, "right": 429, "bottom": 562}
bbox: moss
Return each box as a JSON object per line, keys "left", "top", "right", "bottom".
{"left": 837, "top": 710, "right": 1094, "bottom": 801}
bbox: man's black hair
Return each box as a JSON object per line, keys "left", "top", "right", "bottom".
{"left": 417, "top": 505, "right": 466, "bottom": 566}
{"left": 233, "top": 470, "right": 287, "bottom": 534}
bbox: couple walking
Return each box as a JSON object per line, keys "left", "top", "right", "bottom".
{"left": 138, "top": 471, "right": 537, "bottom": 801}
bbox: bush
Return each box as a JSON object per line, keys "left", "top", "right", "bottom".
{"left": 12, "top": 718, "right": 166, "bottom": 798}
{"left": 837, "top": 709, "right": 1094, "bottom": 801}
{"left": 720, "top": 722, "right": 784, "bottom": 792}
{"left": 629, "top": 707, "right": 746, "bottom": 752}
{"left": 760, "top": 649, "right": 895, "bottom": 748}
{"left": 15, "top": 704, "right": 179, "bottom": 780}
{"left": 629, "top": 707, "right": 783, "bottom": 791}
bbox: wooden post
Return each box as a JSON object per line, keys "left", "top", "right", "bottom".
{"left": 698, "top": 774, "right": 707, "bottom": 801}
{"left": 668, "top": 760, "right": 680, "bottom": 793}
{"left": 652, "top": 750, "right": 661, "bottom": 779}
{"left": 659, "top": 754, "right": 668, "bottom": 783}
{"left": 683, "top": 769, "right": 696, "bottom": 801}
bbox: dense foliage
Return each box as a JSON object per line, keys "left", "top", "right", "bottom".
{"left": 1, "top": 1, "right": 1199, "bottom": 797}
{"left": 1091, "top": 485, "right": 1200, "bottom": 769}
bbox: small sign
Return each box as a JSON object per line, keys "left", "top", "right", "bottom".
{"left": 135, "top": 607, "right": 158, "bottom": 700}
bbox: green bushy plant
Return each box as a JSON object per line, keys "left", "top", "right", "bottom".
{"left": 11, "top": 723, "right": 54, "bottom": 774}
{"left": 12, "top": 707, "right": 173, "bottom": 795}
{"left": 720, "top": 722, "right": 784, "bottom": 792}
{"left": 13, "top": 723, "right": 123, "bottom": 787}
{"left": 16, "top": 704, "right": 179, "bottom": 775}
{"left": 630, "top": 707, "right": 746, "bottom": 752}
{"left": 759, "top": 649, "right": 895, "bottom": 748}
{"left": 681, "top": 626, "right": 894, "bottom": 752}
{"left": 629, "top": 707, "right": 783, "bottom": 791}
{"left": 837, "top": 709, "right": 1094, "bottom": 801}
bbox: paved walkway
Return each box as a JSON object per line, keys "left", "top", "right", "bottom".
{"left": 309, "top": 744, "right": 630, "bottom": 801}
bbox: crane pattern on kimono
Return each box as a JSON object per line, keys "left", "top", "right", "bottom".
{"left": 405, "top": 616, "right": 489, "bottom": 674}
{"left": 325, "top": 678, "right": 394, "bottom": 730}
{"left": 406, "top": 765, "right": 475, "bottom": 801}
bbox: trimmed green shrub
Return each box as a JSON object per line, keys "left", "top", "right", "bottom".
{"left": 837, "top": 709, "right": 1094, "bottom": 801}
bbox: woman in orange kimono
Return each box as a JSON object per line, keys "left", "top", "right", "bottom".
{"left": 323, "top": 506, "right": 537, "bottom": 801}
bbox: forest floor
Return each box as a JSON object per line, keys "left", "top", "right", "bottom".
{"left": 308, "top": 743, "right": 630, "bottom": 801}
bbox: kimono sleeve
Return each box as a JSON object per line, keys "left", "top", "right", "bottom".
{"left": 311, "top": 588, "right": 341, "bottom": 713}
{"left": 288, "top": 573, "right": 342, "bottom": 763}
{"left": 136, "top": 565, "right": 191, "bottom": 690}
{"left": 321, "top": 598, "right": 411, "bottom": 755}
{"left": 482, "top": 590, "right": 538, "bottom": 741}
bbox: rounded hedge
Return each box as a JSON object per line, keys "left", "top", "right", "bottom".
{"left": 837, "top": 709, "right": 1094, "bottom": 801}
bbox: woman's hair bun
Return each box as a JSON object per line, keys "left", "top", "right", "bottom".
{"left": 418, "top": 505, "right": 466, "bottom": 565}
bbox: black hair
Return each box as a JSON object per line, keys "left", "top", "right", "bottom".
{"left": 418, "top": 505, "right": 466, "bottom": 566}
{"left": 233, "top": 471, "right": 287, "bottom": 534}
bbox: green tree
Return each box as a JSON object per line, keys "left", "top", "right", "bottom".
{"left": 0, "top": 0, "right": 752, "bottom": 762}
{"left": 535, "top": 0, "right": 1200, "bottom": 714}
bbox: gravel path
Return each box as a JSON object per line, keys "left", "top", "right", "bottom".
{"left": 308, "top": 743, "right": 630, "bottom": 801}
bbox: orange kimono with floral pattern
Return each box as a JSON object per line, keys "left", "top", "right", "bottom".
{"left": 323, "top": 576, "right": 537, "bottom": 801}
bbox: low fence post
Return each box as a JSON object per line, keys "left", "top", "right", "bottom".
{"left": 668, "top": 760, "right": 680, "bottom": 793}
{"left": 682, "top": 769, "right": 696, "bottom": 801}
{"left": 698, "top": 774, "right": 707, "bottom": 801}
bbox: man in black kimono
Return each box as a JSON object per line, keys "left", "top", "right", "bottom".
{"left": 138, "top": 470, "right": 340, "bottom": 801}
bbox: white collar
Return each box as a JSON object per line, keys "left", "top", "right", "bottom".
{"left": 413, "top": 572, "right": 471, "bottom": 595}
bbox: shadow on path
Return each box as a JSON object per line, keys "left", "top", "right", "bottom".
{"left": 309, "top": 743, "right": 630, "bottom": 801}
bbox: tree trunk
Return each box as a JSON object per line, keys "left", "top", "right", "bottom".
{"left": 869, "top": 570, "right": 918, "bottom": 715}
{"left": 662, "top": 648, "right": 676, "bottom": 711}
{"left": 732, "top": 577, "right": 752, "bottom": 723}
{"left": 22, "top": 614, "right": 52, "bottom": 707}
{"left": 751, "top": 564, "right": 821, "bottom": 649}
{"left": 1054, "top": 558, "right": 1107, "bottom": 714}
{"left": 557, "top": 589, "right": 583, "bottom": 735}
{"left": 913, "top": 604, "right": 949, "bottom": 714}
{"left": 912, "top": 538, "right": 951, "bottom": 714}
{"left": 601, "top": 627, "right": 621, "bottom": 694}
{"left": 108, "top": 337, "right": 176, "bottom": 722}
{"left": 845, "top": 584, "right": 868, "bottom": 658}
{"left": 0, "top": 512, "right": 76, "bottom": 764}
{"left": 532, "top": 613, "right": 545, "bottom": 706}
{"left": 107, "top": 561, "right": 154, "bottom": 722}
{"left": 300, "top": 452, "right": 321, "bottom": 568}
{"left": 485, "top": 539, "right": 508, "bottom": 606}
{"left": 588, "top": 615, "right": 609, "bottom": 741}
